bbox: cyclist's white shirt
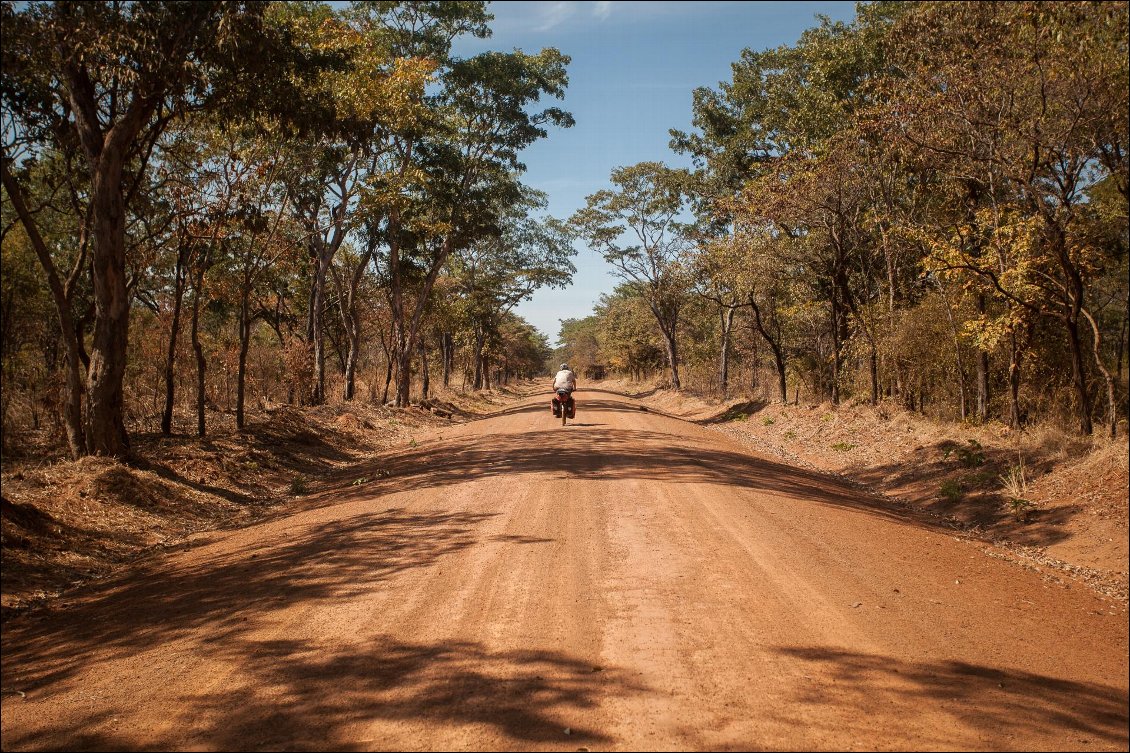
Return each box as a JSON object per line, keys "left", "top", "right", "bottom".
{"left": 553, "top": 369, "right": 577, "bottom": 391}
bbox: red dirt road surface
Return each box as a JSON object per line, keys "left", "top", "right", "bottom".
{"left": 2, "top": 388, "right": 1127, "bottom": 751}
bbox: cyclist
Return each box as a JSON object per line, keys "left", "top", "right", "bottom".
{"left": 552, "top": 363, "right": 577, "bottom": 418}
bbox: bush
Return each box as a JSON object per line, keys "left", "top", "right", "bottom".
{"left": 944, "top": 439, "right": 985, "bottom": 467}
{"left": 940, "top": 479, "right": 963, "bottom": 502}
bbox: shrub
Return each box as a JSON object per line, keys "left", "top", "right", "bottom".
{"left": 944, "top": 439, "right": 985, "bottom": 468}
{"left": 1000, "top": 460, "right": 1035, "bottom": 521}
{"left": 940, "top": 479, "right": 963, "bottom": 502}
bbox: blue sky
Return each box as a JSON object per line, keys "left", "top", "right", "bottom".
{"left": 448, "top": 1, "right": 859, "bottom": 344}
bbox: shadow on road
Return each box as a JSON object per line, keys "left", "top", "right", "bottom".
{"left": 770, "top": 646, "right": 1129, "bottom": 749}
{"left": 3, "top": 636, "right": 640, "bottom": 750}
{"left": 336, "top": 423, "right": 957, "bottom": 540}
{"left": 3, "top": 508, "right": 493, "bottom": 690}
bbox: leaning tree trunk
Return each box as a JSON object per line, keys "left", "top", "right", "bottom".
{"left": 1, "top": 161, "right": 86, "bottom": 458}
{"left": 749, "top": 294, "right": 787, "bottom": 403}
{"left": 1082, "top": 307, "right": 1118, "bottom": 439}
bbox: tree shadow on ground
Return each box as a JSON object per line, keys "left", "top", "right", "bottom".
{"left": 769, "top": 646, "right": 1129, "bottom": 749}
{"left": 2, "top": 636, "right": 644, "bottom": 751}
{"left": 2, "top": 507, "right": 498, "bottom": 694}
{"left": 330, "top": 413, "right": 1092, "bottom": 550}
{"left": 334, "top": 426, "right": 977, "bottom": 535}
{"left": 697, "top": 400, "right": 768, "bottom": 424}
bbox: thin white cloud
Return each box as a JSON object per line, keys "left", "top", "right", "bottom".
{"left": 533, "top": 1, "right": 578, "bottom": 32}
{"left": 592, "top": 1, "right": 612, "bottom": 20}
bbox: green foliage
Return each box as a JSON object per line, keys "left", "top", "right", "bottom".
{"left": 939, "top": 479, "right": 963, "bottom": 503}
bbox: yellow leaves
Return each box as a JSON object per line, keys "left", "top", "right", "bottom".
{"left": 271, "top": 5, "right": 437, "bottom": 128}
{"left": 330, "top": 52, "right": 435, "bottom": 125}
{"left": 961, "top": 315, "right": 1011, "bottom": 352}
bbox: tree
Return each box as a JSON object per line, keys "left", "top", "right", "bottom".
{"left": 882, "top": 0, "right": 1129, "bottom": 435}
{"left": 572, "top": 162, "right": 693, "bottom": 389}
{"left": 452, "top": 191, "right": 574, "bottom": 389}
{"left": 2, "top": 1, "right": 298, "bottom": 456}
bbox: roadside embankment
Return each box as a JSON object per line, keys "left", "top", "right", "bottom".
{"left": 606, "top": 379, "right": 1129, "bottom": 601}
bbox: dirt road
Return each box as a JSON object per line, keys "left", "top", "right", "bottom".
{"left": 2, "top": 388, "right": 1127, "bottom": 751}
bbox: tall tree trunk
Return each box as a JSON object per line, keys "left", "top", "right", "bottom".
{"left": 310, "top": 247, "right": 328, "bottom": 405}
{"left": 85, "top": 154, "right": 131, "bottom": 456}
{"left": 830, "top": 296, "right": 843, "bottom": 405}
{"left": 161, "top": 245, "right": 189, "bottom": 435}
{"left": 334, "top": 247, "right": 371, "bottom": 402}
{"left": 442, "top": 331, "right": 453, "bottom": 388}
{"left": 343, "top": 332, "right": 359, "bottom": 401}
{"left": 869, "top": 345, "right": 879, "bottom": 406}
{"left": 648, "top": 300, "right": 681, "bottom": 390}
{"left": 394, "top": 336, "right": 413, "bottom": 406}
{"left": 975, "top": 293, "right": 990, "bottom": 423}
{"left": 419, "top": 336, "right": 430, "bottom": 401}
{"left": 235, "top": 287, "right": 251, "bottom": 429}
{"left": 190, "top": 263, "right": 208, "bottom": 437}
{"left": 391, "top": 235, "right": 453, "bottom": 408}
{"left": 1116, "top": 304, "right": 1127, "bottom": 380}
{"left": 1007, "top": 328, "right": 1025, "bottom": 430}
{"left": 719, "top": 305, "right": 735, "bottom": 396}
{"left": 936, "top": 280, "right": 968, "bottom": 422}
{"left": 472, "top": 326, "right": 486, "bottom": 390}
{"left": 662, "top": 326, "right": 681, "bottom": 390}
{"left": 1065, "top": 314, "right": 1093, "bottom": 435}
